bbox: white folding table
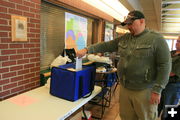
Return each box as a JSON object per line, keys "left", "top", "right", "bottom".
{"left": 0, "top": 86, "right": 101, "bottom": 120}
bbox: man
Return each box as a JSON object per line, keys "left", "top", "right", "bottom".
{"left": 77, "top": 10, "right": 171, "bottom": 120}
{"left": 158, "top": 36, "right": 180, "bottom": 119}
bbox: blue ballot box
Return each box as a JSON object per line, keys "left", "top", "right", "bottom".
{"left": 50, "top": 63, "right": 96, "bottom": 101}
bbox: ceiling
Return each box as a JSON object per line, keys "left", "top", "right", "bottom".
{"left": 122, "top": 0, "right": 180, "bottom": 38}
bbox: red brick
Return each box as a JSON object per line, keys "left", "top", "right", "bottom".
{"left": 9, "top": 0, "right": 23, "bottom": 4}
{"left": 23, "top": 12, "right": 35, "bottom": 17}
{"left": 9, "top": 32, "right": 11, "bottom": 36}
{"left": 0, "top": 32, "right": 8, "bottom": 37}
{"left": 0, "top": 79, "right": 10, "bottom": 85}
{"left": 30, "top": 76, "right": 39, "bottom": 82}
{"left": 27, "top": 33, "right": 35, "bottom": 38}
{"left": 24, "top": 53, "right": 35, "bottom": 58}
{"left": 30, "top": 8, "right": 39, "bottom": 13}
{"left": 28, "top": 23, "right": 35, "bottom": 28}
{"left": 1, "top": 49, "right": 16, "bottom": 55}
{"left": 0, "top": 13, "right": 11, "bottom": 19}
{"left": 30, "top": 28, "right": 40, "bottom": 33}
{"left": 35, "top": 4, "right": 41, "bottom": 9}
{"left": 9, "top": 44, "right": 23, "bottom": 48}
{"left": 0, "top": 6, "right": 7, "bottom": 13}
{"left": 24, "top": 63, "right": 35, "bottom": 68}
{"left": 0, "top": 19, "right": 8, "bottom": 25}
{"left": 17, "top": 59, "right": 29, "bottom": 64}
{"left": 0, "top": 26, "right": 11, "bottom": 31}
{"left": 30, "top": 58, "right": 39, "bottom": 62}
{"left": 10, "top": 55, "right": 23, "bottom": 60}
{"left": 16, "top": 4, "right": 29, "bottom": 11}
{"left": 17, "top": 49, "right": 29, "bottom": 54}
{"left": 35, "top": 53, "right": 40, "bottom": 57}
{"left": 0, "top": 44, "right": 8, "bottom": 49}
{"left": 30, "top": 67, "right": 39, "bottom": 72}
{"left": 18, "top": 79, "right": 29, "bottom": 85}
{"left": 0, "top": 68, "right": 9, "bottom": 73}
{"left": 35, "top": 81, "right": 40, "bottom": 86}
{"left": 11, "top": 86, "right": 24, "bottom": 93}
{"left": 2, "top": 71, "right": 16, "bottom": 79}
{"left": 3, "top": 83, "right": 17, "bottom": 90}
{"left": 35, "top": 43, "right": 40, "bottom": 47}
{"left": 36, "top": 24, "right": 40, "bottom": 29}
{"left": 30, "top": 39, "right": 40, "bottom": 42}
{"left": 30, "top": 18, "right": 40, "bottom": 23}
{"left": 0, "top": 1, "right": 15, "bottom": 8}
{"left": 24, "top": 43, "right": 35, "bottom": 48}
{"left": 2, "top": 93, "right": 20, "bottom": 100}
{"left": 0, "top": 90, "right": 10, "bottom": 97}
{"left": 24, "top": 73, "right": 35, "bottom": 79}
{"left": 36, "top": 62, "right": 40, "bottom": 67}
{"left": 10, "top": 65, "right": 23, "bottom": 71}
{"left": 35, "top": 14, "right": 40, "bottom": 19}
{"left": 25, "top": 82, "right": 35, "bottom": 89}
{"left": 30, "top": 48, "right": 39, "bottom": 52}
{"left": 35, "top": 34, "right": 40, "bottom": 38}
{"left": 0, "top": 56, "right": 9, "bottom": 61}
{"left": 0, "top": 86, "right": 2, "bottom": 92}
{"left": 23, "top": 1, "right": 35, "bottom": 8}
{"left": 8, "top": 9, "right": 22, "bottom": 15}
{"left": 11, "top": 75, "right": 23, "bottom": 82}
{"left": 18, "top": 69, "right": 29, "bottom": 75}
{"left": 2, "top": 61, "right": 16, "bottom": 67}
{"left": 35, "top": 71, "right": 40, "bottom": 76}
{"left": 31, "top": 0, "right": 41, "bottom": 4}
{"left": 0, "top": 0, "right": 41, "bottom": 99}
{"left": 1, "top": 38, "right": 11, "bottom": 43}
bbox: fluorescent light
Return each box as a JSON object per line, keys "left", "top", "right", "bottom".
{"left": 101, "top": 0, "right": 129, "bottom": 17}
{"left": 82, "top": 0, "right": 129, "bottom": 22}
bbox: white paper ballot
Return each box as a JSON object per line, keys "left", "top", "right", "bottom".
{"left": 75, "top": 57, "right": 82, "bottom": 70}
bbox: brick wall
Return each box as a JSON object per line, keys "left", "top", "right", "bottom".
{"left": 0, "top": 0, "right": 114, "bottom": 100}
{"left": 0, "top": 0, "right": 41, "bottom": 100}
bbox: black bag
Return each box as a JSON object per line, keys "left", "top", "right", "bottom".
{"left": 62, "top": 48, "right": 76, "bottom": 62}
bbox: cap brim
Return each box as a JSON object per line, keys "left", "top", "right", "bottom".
{"left": 121, "top": 18, "right": 134, "bottom": 26}
{"left": 121, "top": 22, "right": 127, "bottom": 26}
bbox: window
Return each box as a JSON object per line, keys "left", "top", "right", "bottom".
{"left": 165, "top": 39, "right": 177, "bottom": 51}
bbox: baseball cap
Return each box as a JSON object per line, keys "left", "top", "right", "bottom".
{"left": 121, "top": 10, "right": 145, "bottom": 26}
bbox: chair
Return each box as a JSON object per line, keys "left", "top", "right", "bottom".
{"left": 89, "top": 68, "right": 117, "bottom": 119}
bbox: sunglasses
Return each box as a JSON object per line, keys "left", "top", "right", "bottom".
{"left": 124, "top": 15, "right": 140, "bottom": 25}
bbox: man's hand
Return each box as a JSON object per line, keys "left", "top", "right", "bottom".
{"left": 150, "top": 92, "right": 161, "bottom": 104}
{"left": 170, "top": 72, "right": 175, "bottom": 77}
{"left": 76, "top": 48, "right": 88, "bottom": 58}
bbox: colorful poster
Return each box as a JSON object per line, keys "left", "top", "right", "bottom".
{"left": 65, "top": 12, "right": 87, "bottom": 51}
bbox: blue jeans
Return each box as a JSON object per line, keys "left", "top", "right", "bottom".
{"left": 158, "top": 82, "right": 180, "bottom": 119}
